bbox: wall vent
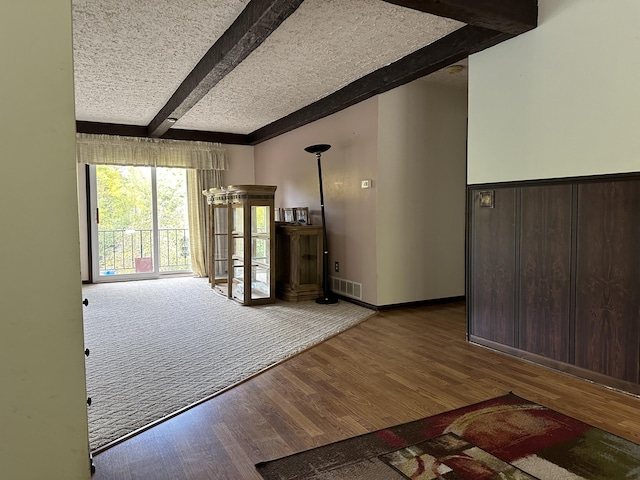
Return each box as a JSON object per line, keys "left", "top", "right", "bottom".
{"left": 330, "top": 276, "right": 362, "bottom": 300}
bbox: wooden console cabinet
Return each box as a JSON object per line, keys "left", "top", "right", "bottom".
{"left": 276, "top": 224, "right": 322, "bottom": 302}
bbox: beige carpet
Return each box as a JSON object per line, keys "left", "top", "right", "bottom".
{"left": 82, "top": 276, "right": 374, "bottom": 450}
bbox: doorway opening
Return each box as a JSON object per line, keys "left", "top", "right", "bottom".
{"left": 89, "top": 164, "right": 191, "bottom": 281}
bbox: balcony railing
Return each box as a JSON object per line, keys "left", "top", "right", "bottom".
{"left": 98, "top": 228, "right": 191, "bottom": 275}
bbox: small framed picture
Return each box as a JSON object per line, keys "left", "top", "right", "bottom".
{"left": 479, "top": 190, "right": 494, "bottom": 208}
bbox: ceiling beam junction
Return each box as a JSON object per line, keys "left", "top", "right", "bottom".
{"left": 81, "top": 0, "right": 537, "bottom": 146}
{"left": 147, "top": 0, "right": 305, "bottom": 138}
{"left": 381, "top": 0, "right": 538, "bottom": 35}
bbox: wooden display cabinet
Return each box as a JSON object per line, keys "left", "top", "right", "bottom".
{"left": 204, "top": 185, "right": 277, "bottom": 305}
{"left": 276, "top": 224, "right": 323, "bottom": 302}
{"left": 204, "top": 188, "right": 230, "bottom": 296}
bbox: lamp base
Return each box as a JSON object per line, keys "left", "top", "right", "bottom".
{"left": 316, "top": 295, "right": 339, "bottom": 305}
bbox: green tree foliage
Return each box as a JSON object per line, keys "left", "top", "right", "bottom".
{"left": 96, "top": 165, "right": 188, "bottom": 231}
{"left": 157, "top": 168, "right": 188, "bottom": 229}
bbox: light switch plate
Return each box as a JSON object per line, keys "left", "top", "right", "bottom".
{"left": 361, "top": 179, "right": 372, "bottom": 189}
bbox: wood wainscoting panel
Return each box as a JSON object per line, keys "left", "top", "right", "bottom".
{"left": 575, "top": 180, "right": 640, "bottom": 383}
{"left": 518, "top": 184, "right": 572, "bottom": 362}
{"left": 470, "top": 187, "right": 517, "bottom": 346}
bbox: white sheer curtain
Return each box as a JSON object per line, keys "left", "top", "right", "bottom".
{"left": 186, "top": 170, "right": 224, "bottom": 277}
{"left": 76, "top": 133, "right": 227, "bottom": 277}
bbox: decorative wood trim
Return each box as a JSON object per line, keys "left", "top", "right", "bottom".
{"left": 569, "top": 184, "right": 578, "bottom": 364}
{"left": 518, "top": 184, "right": 572, "bottom": 362}
{"left": 248, "top": 25, "right": 512, "bottom": 144}
{"left": 468, "top": 171, "right": 640, "bottom": 189}
{"left": 77, "top": 121, "right": 148, "bottom": 138}
{"left": 469, "top": 187, "right": 517, "bottom": 346}
{"left": 514, "top": 187, "right": 521, "bottom": 348}
{"left": 468, "top": 173, "right": 640, "bottom": 395}
{"left": 147, "top": 0, "right": 305, "bottom": 138}
{"left": 76, "top": 121, "right": 251, "bottom": 145}
{"left": 382, "top": 0, "right": 537, "bottom": 35}
{"left": 574, "top": 181, "right": 640, "bottom": 383}
{"left": 163, "top": 129, "right": 249, "bottom": 145}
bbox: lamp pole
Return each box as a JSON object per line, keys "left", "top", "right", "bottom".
{"left": 304, "top": 144, "right": 338, "bottom": 304}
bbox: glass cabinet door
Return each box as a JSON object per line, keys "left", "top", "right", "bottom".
{"left": 212, "top": 205, "right": 228, "bottom": 285}
{"left": 251, "top": 205, "right": 271, "bottom": 300}
{"left": 231, "top": 205, "right": 245, "bottom": 301}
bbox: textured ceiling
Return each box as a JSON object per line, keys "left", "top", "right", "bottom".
{"left": 72, "top": 0, "right": 252, "bottom": 125}
{"left": 177, "top": 0, "right": 463, "bottom": 134}
{"left": 72, "top": 0, "right": 464, "bottom": 136}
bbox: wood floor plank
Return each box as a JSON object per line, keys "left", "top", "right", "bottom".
{"left": 91, "top": 302, "right": 640, "bottom": 479}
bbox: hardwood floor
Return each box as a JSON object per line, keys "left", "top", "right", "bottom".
{"left": 91, "top": 302, "right": 640, "bottom": 479}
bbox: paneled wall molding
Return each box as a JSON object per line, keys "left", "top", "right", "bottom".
{"left": 467, "top": 171, "right": 640, "bottom": 395}
{"left": 467, "top": 170, "right": 640, "bottom": 189}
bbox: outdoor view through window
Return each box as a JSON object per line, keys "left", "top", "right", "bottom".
{"left": 95, "top": 165, "right": 191, "bottom": 277}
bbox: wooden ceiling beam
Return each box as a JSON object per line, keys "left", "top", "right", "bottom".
{"left": 381, "top": 0, "right": 537, "bottom": 35}
{"left": 77, "top": 121, "right": 251, "bottom": 145}
{"left": 248, "top": 25, "right": 511, "bottom": 145}
{"left": 77, "top": 121, "right": 148, "bottom": 138}
{"left": 146, "top": 0, "right": 304, "bottom": 138}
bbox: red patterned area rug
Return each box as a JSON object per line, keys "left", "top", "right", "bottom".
{"left": 256, "top": 393, "right": 640, "bottom": 479}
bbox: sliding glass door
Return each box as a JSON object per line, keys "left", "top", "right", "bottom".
{"left": 90, "top": 165, "right": 191, "bottom": 281}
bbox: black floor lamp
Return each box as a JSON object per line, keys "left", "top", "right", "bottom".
{"left": 305, "top": 144, "right": 338, "bottom": 304}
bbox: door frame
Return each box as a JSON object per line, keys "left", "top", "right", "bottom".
{"left": 88, "top": 164, "right": 161, "bottom": 282}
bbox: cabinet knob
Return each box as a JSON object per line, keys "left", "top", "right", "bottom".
{"left": 87, "top": 397, "right": 92, "bottom": 406}
{"left": 84, "top": 348, "right": 90, "bottom": 357}
{"left": 82, "top": 298, "right": 89, "bottom": 306}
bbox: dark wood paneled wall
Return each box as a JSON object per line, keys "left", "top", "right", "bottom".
{"left": 468, "top": 175, "right": 640, "bottom": 393}
{"left": 518, "top": 185, "right": 572, "bottom": 362}
{"left": 575, "top": 181, "right": 640, "bottom": 383}
{"left": 470, "top": 188, "right": 517, "bottom": 346}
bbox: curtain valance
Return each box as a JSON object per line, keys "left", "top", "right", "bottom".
{"left": 76, "top": 133, "right": 228, "bottom": 170}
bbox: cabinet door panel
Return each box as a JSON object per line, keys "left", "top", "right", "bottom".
{"left": 575, "top": 181, "right": 640, "bottom": 382}
{"left": 518, "top": 185, "right": 572, "bottom": 361}
{"left": 470, "top": 188, "right": 517, "bottom": 346}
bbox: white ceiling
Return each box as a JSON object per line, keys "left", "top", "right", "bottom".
{"left": 72, "top": 0, "right": 468, "bottom": 139}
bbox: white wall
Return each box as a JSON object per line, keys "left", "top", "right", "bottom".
{"left": 0, "top": 1, "right": 90, "bottom": 478}
{"left": 223, "top": 144, "right": 255, "bottom": 186}
{"left": 377, "top": 80, "right": 467, "bottom": 305}
{"left": 254, "top": 99, "right": 379, "bottom": 305}
{"left": 468, "top": 0, "right": 640, "bottom": 184}
{"left": 254, "top": 80, "right": 467, "bottom": 307}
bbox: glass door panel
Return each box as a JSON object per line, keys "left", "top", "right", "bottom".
{"left": 251, "top": 237, "right": 270, "bottom": 266}
{"left": 213, "top": 205, "right": 228, "bottom": 281}
{"left": 251, "top": 205, "right": 269, "bottom": 234}
{"left": 94, "top": 165, "right": 155, "bottom": 278}
{"left": 251, "top": 265, "right": 271, "bottom": 299}
{"left": 251, "top": 205, "right": 271, "bottom": 299}
{"left": 231, "top": 205, "right": 245, "bottom": 301}
{"left": 156, "top": 168, "right": 190, "bottom": 273}
{"left": 91, "top": 165, "right": 191, "bottom": 281}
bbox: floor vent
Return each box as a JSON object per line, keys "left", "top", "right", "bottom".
{"left": 330, "top": 276, "right": 362, "bottom": 300}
